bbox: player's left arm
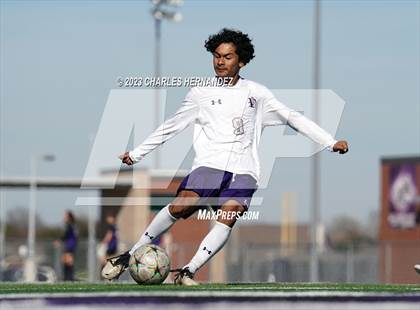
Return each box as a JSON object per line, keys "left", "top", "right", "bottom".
{"left": 262, "top": 92, "right": 348, "bottom": 154}
{"left": 287, "top": 111, "right": 349, "bottom": 154}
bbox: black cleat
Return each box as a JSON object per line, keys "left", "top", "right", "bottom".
{"left": 101, "top": 251, "right": 130, "bottom": 280}
{"left": 170, "top": 267, "right": 198, "bottom": 286}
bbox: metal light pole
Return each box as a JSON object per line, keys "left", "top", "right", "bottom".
{"left": 154, "top": 15, "right": 162, "bottom": 170}
{"left": 310, "top": 0, "right": 322, "bottom": 283}
{"left": 87, "top": 203, "right": 96, "bottom": 282}
{"left": 24, "top": 154, "right": 55, "bottom": 282}
{"left": 0, "top": 191, "right": 5, "bottom": 281}
{"left": 151, "top": 0, "right": 183, "bottom": 169}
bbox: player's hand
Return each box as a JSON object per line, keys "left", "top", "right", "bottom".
{"left": 332, "top": 140, "right": 349, "bottom": 154}
{"left": 119, "top": 152, "right": 134, "bottom": 165}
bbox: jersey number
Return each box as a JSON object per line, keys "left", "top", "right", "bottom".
{"left": 232, "top": 117, "right": 244, "bottom": 135}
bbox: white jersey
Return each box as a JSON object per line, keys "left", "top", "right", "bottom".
{"left": 129, "top": 78, "right": 336, "bottom": 184}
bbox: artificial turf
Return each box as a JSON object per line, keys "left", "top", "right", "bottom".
{"left": 0, "top": 282, "right": 419, "bottom": 295}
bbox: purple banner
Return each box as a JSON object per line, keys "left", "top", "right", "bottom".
{"left": 388, "top": 164, "right": 418, "bottom": 228}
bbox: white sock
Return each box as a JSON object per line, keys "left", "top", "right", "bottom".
{"left": 129, "top": 204, "right": 178, "bottom": 255}
{"left": 184, "top": 221, "right": 232, "bottom": 274}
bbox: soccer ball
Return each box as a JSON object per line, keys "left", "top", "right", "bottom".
{"left": 128, "top": 244, "right": 170, "bottom": 284}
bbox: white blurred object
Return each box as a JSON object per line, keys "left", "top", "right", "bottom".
{"left": 96, "top": 243, "right": 106, "bottom": 258}
{"left": 24, "top": 259, "right": 36, "bottom": 282}
{"left": 316, "top": 223, "right": 326, "bottom": 253}
{"left": 21, "top": 243, "right": 37, "bottom": 282}
{"left": 267, "top": 273, "right": 276, "bottom": 283}
{"left": 18, "top": 245, "right": 28, "bottom": 258}
{"left": 415, "top": 264, "right": 420, "bottom": 275}
{"left": 26, "top": 154, "right": 55, "bottom": 283}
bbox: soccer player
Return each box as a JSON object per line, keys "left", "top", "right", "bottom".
{"left": 102, "top": 28, "right": 349, "bottom": 285}
{"left": 54, "top": 211, "right": 77, "bottom": 281}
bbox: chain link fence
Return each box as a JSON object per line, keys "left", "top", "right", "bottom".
{"left": 1, "top": 238, "right": 419, "bottom": 283}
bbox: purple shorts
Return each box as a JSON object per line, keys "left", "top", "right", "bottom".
{"left": 176, "top": 166, "right": 257, "bottom": 210}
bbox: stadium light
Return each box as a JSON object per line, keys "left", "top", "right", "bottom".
{"left": 150, "top": 0, "right": 183, "bottom": 169}
{"left": 24, "top": 153, "right": 56, "bottom": 282}
{"left": 151, "top": 9, "right": 183, "bottom": 22}
{"left": 151, "top": 0, "right": 184, "bottom": 6}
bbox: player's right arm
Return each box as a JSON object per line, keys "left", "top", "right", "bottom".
{"left": 120, "top": 88, "right": 199, "bottom": 165}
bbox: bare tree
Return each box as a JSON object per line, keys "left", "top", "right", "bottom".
{"left": 327, "top": 215, "right": 376, "bottom": 251}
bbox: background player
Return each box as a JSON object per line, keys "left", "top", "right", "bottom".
{"left": 54, "top": 211, "right": 77, "bottom": 281}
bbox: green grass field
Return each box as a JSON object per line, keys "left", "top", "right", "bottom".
{"left": 0, "top": 282, "right": 419, "bottom": 295}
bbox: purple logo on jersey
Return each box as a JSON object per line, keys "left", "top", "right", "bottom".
{"left": 248, "top": 97, "right": 256, "bottom": 108}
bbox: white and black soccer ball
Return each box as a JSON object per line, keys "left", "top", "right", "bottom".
{"left": 128, "top": 244, "right": 170, "bottom": 284}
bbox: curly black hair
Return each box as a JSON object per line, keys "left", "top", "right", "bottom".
{"left": 205, "top": 28, "right": 255, "bottom": 65}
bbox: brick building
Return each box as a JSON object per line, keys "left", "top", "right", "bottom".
{"left": 379, "top": 156, "right": 420, "bottom": 283}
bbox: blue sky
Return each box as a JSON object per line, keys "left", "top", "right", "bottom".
{"left": 0, "top": 0, "right": 419, "bottom": 226}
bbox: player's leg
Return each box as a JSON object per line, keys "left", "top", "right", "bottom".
{"left": 180, "top": 200, "right": 245, "bottom": 278}
{"left": 173, "top": 201, "right": 245, "bottom": 286}
{"left": 129, "top": 190, "right": 201, "bottom": 254}
{"left": 130, "top": 166, "right": 224, "bottom": 253}
{"left": 101, "top": 190, "right": 201, "bottom": 280}
{"left": 62, "top": 252, "right": 75, "bottom": 281}
{"left": 102, "top": 166, "right": 224, "bottom": 280}
{"left": 132, "top": 166, "right": 227, "bottom": 252}
{"left": 173, "top": 173, "right": 257, "bottom": 285}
